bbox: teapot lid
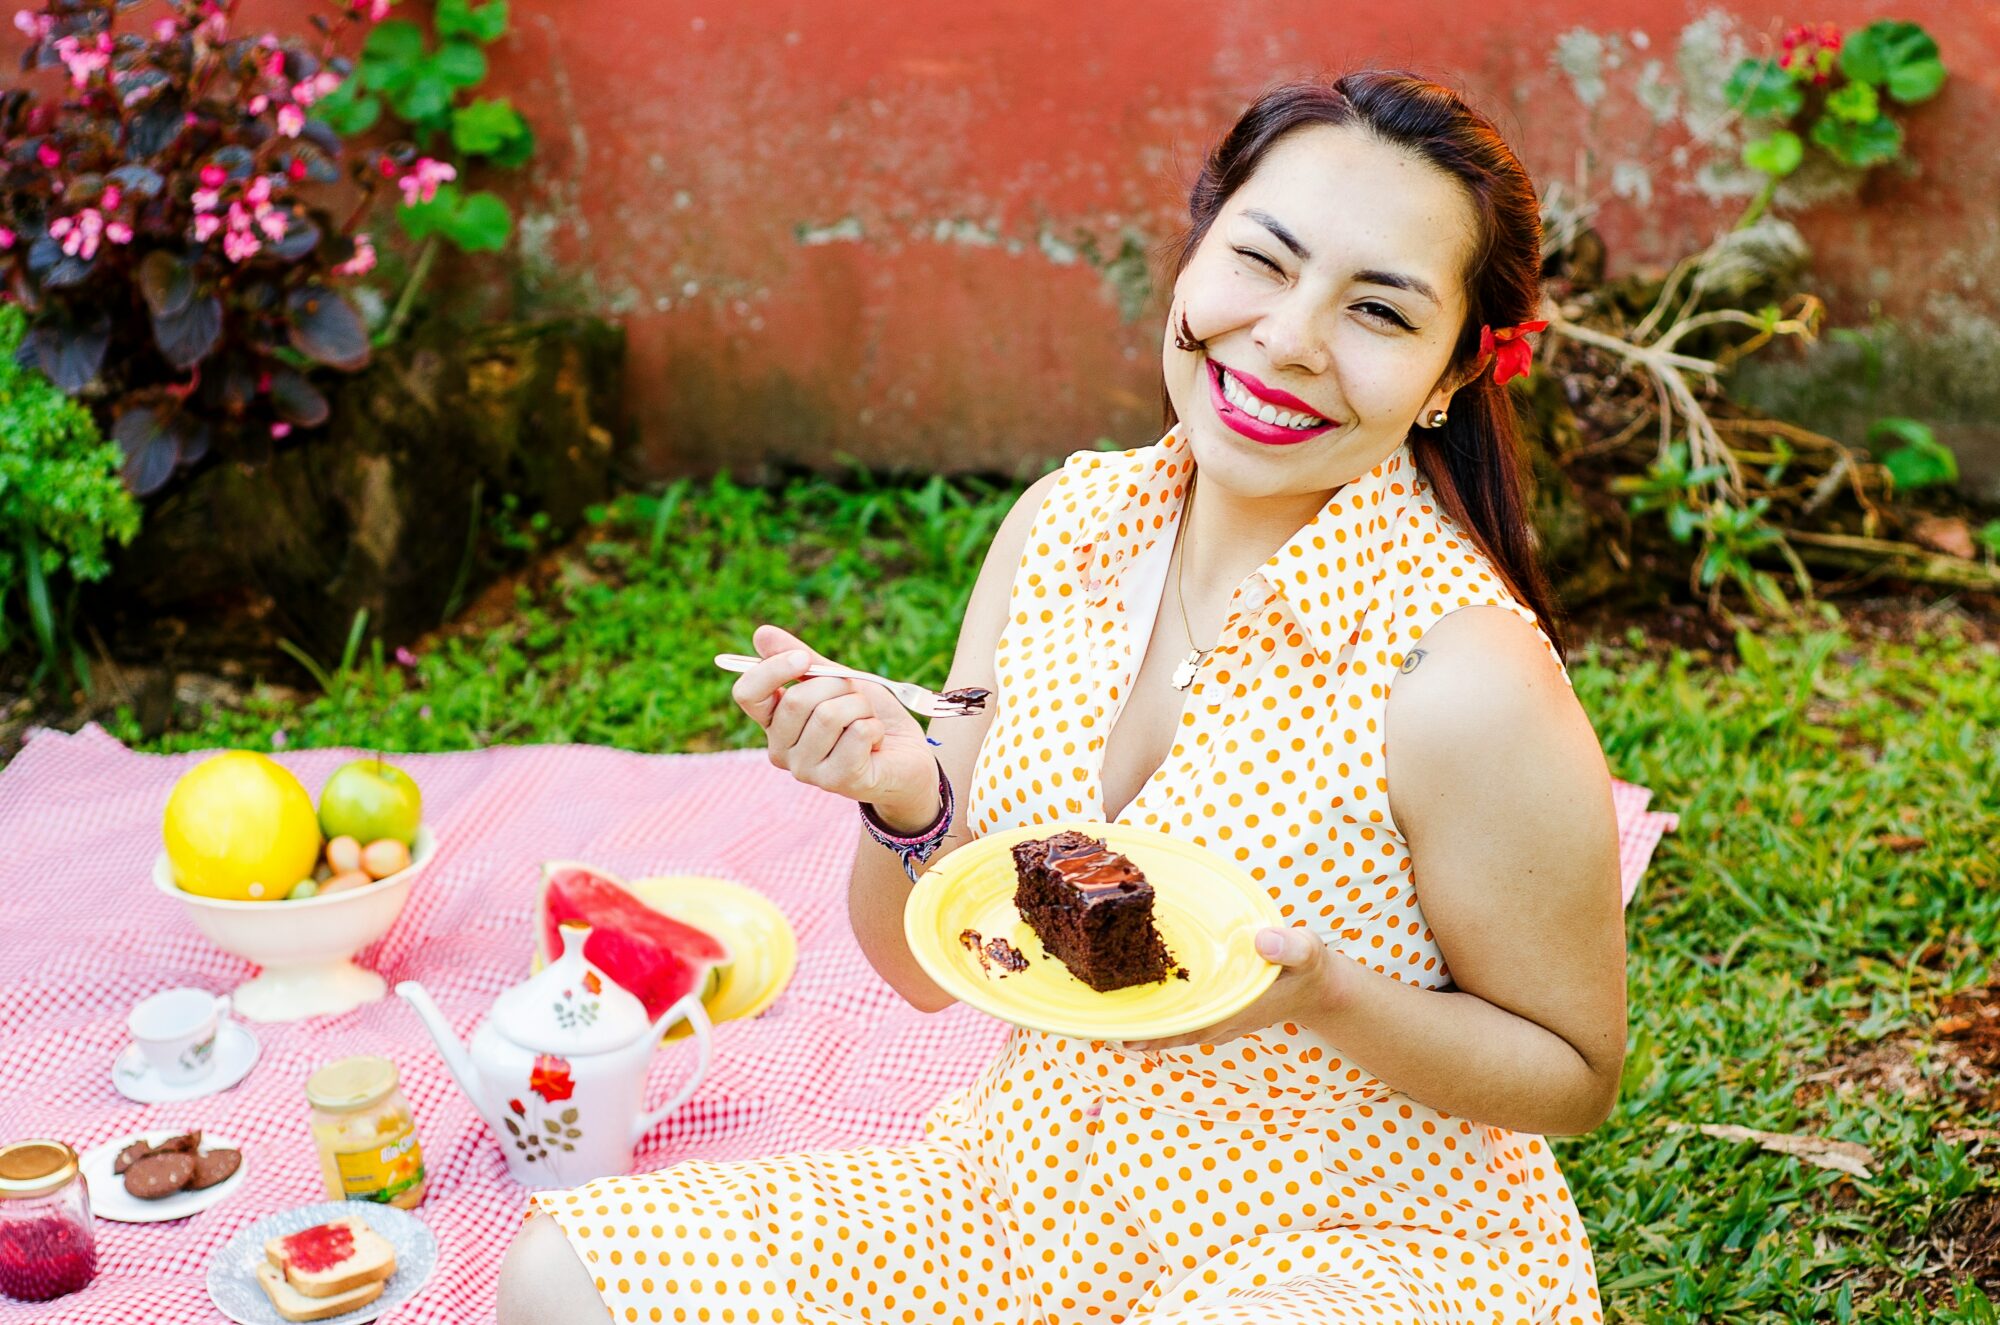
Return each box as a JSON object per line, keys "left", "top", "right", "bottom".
{"left": 491, "top": 922, "right": 651, "bottom": 1055}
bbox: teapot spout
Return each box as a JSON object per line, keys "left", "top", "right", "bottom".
{"left": 396, "top": 980, "right": 504, "bottom": 1136}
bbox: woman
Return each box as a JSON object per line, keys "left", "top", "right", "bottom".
{"left": 500, "top": 70, "right": 1626, "bottom": 1324}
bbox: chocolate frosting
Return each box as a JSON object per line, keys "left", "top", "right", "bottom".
{"left": 1044, "top": 834, "right": 1145, "bottom": 897}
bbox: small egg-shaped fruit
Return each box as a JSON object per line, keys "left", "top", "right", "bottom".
{"left": 321, "top": 870, "right": 374, "bottom": 895}
{"left": 288, "top": 878, "right": 320, "bottom": 900}
{"left": 326, "top": 835, "right": 364, "bottom": 875}
{"left": 360, "top": 837, "right": 411, "bottom": 880}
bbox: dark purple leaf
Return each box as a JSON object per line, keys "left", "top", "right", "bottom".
{"left": 113, "top": 68, "right": 168, "bottom": 107}
{"left": 269, "top": 368, "right": 330, "bottom": 426}
{"left": 268, "top": 212, "right": 321, "bottom": 262}
{"left": 25, "top": 237, "right": 93, "bottom": 289}
{"left": 152, "top": 292, "right": 222, "bottom": 369}
{"left": 287, "top": 285, "right": 369, "bottom": 371}
{"left": 114, "top": 407, "right": 179, "bottom": 495}
{"left": 138, "top": 249, "right": 193, "bottom": 316}
{"left": 211, "top": 144, "right": 254, "bottom": 179}
{"left": 179, "top": 420, "right": 212, "bottom": 466}
{"left": 306, "top": 155, "right": 339, "bottom": 184}
{"left": 106, "top": 164, "right": 165, "bottom": 198}
{"left": 299, "top": 119, "right": 342, "bottom": 157}
{"left": 126, "top": 92, "right": 184, "bottom": 158}
{"left": 28, "top": 324, "right": 108, "bottom": 392}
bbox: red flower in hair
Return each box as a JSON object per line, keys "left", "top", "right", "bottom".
{"left": 1480, "top": 319, "right": 1549, "bottom": 386}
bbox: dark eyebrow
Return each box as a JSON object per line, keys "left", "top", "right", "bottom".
{"left": 1244, "top": 209, "right": 1311, "bottom": 261}
{"left": 1352, "top": 269, "right": 1441, "bottom": 307}
{"left": 1242, "top": 209, "right": 1442, "bottom": 308}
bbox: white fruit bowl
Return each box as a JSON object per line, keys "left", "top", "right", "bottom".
{"left": 152, "top": 825, "right": 438, "bottom": 1022}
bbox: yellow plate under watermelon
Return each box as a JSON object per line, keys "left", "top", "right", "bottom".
{"left": 904, "top": 823, "right": 1284, "bottom": 1041}
{"left": 533, "top": 875, "right": 798, "bottom": 1041}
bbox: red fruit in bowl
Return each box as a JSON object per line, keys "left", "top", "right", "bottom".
{"left": 535, "top": 863, "right": 726, "bottom": 1022}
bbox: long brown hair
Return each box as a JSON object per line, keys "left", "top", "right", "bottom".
{"left": 1164, "top": 72, "right": 1566, "bottom": 659}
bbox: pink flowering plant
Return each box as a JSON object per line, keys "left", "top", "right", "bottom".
{"left": 313, "top": 0, "right": 525, "bottom": 282}
{"left": 0, "top": 0, "right": 452, "bottom": 495}
{"left": 1725, "top": 19, "right": 1947, "bottom": 227}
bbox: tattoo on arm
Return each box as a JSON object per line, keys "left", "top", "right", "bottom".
{"left": 1399, "top": 648, "right": 1428, "bottom": 675}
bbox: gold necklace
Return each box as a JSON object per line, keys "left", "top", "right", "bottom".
{"left": 1169, "top": 478, "right": 1209, "bottom": 691}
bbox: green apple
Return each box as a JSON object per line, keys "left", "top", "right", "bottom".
{"left": 318, "top": 758, "right": 423, "bottom": 846}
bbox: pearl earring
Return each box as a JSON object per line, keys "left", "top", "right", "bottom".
{"left": 1421, "top": 408, "right": 1448, "bottom": 428}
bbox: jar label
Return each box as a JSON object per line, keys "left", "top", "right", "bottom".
{"left": 331, "top": 1130, "right": 425, "bottom": 1204}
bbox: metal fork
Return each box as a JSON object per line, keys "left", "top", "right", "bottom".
{"left": 713, "top": 653, "right": 986, "bottom": 719}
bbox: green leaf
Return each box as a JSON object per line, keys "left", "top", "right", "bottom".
{"left": 1840, "top": 20, "right": 1945, "bottom": 103}
{"left": 391, "top": 71, "right": 453, "bottom": 124}
{"left": 1883, "top": 445, "right": 1957, "bottom": 491}
{"left": 1886, "top": 57, "right": 1946, "bottom": 105}
{"left": 396, "top": 182, "right": 459, "bottom": 240}
{"left": 1741, "top": 130, "right": 1803, "bottom": 178}
{"left": 1724, "top": 58, "right": 1803, "bottom": 120}
{"left": 444, "top": 191, "right": 511, "bottom": 252}
{"left": 433, "top": 41, "right": 488, "bottom": 89}
{"left": 315, "top": 77, "right": 382, "bottom": 136}
{"left": 1810, "top": 113, "right": 1902, "bottom": 169}
{"left": 1869, "top": 417, "right": 1958, "bottom": 490}
{"left": 1976, "top": 520, "right": 2000, "bottom": 557}
{"left": 487, "top": 118, "right": 536, "bottom": 169}
{"left": 360, "top": 20, "right": 426, "bottom": 92}
{"left": 1823, "top": 81, "right": 1879, "bottom": 124}
{"left": 450, "top": 98, "right": 526, "bottom": 155}
{"left": 437, "top": 0, "right": 509, "bottom": 43}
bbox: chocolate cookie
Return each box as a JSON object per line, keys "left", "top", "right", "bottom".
{"left": 123, "top": 1150, "right": 196, "bottom": 1200}
{"left": 151, "top": 1131, "right": 202, "bottom": 1154}
{"left": 187, "top": 1148, "right": 241, "bottom": 1190}
{"left": 113, "top": 1139, "right": 154, "bottom": 1175}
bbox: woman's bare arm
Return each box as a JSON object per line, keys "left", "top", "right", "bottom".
{"left": 1315, "top": 604, "right": 1628, "bottom": 1136}
{"left": 846, "top": 469, "right": 1064, "bottom": 1012}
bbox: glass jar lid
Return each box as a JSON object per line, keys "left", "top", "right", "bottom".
{"left": 306, "top": 1056, "right": 401, "bottom": 1112}
{"left": 0, "top": 1140, "right": 79, "bottom": 1199}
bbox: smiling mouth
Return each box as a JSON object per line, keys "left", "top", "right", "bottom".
{"left": 1206, "top": 361, "right": 1340, "bottom": 439}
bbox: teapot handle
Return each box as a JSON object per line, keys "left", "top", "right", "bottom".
{"left": 632, "top": 992, "right": 714, "bottom": 1142}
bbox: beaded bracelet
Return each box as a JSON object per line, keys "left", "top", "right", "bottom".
{"left": 860, "top": 758, "right": 954, "bottom": 884}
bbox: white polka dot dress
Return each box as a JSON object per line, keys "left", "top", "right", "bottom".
{"left": 531, "top": 427, "right": 1604, "bottom": 1323}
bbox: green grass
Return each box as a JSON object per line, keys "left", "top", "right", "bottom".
{"left": 109, "top": 473, "right": 2000, "bottom": 1323}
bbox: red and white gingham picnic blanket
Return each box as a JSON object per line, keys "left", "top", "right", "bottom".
{"left": 0, "top": 722, "right": 1678, "bottom": 1323}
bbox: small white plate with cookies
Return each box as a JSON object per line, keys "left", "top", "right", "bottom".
{"left": 207, "top": 1201, "right": 438, "bottom": 1325}
{"left": 80, "top": 1130, "right": 248, "bottom": 1223}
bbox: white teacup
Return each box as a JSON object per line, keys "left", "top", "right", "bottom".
{"left": 129, "top": 987, "right": 232, "bottom": 1085}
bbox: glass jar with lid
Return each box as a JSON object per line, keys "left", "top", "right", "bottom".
{"left": 306, "top": 1056, "right": 427, "bottom": 1208}
{"left": 0, "top": 1139, "right": 98, "bottom": 1302}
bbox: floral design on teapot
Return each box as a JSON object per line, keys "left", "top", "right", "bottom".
{"left": 503, "top": 1054, "right": 582, "bottom": 1164}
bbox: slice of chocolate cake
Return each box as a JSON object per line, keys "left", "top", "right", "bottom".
{"left": 1012, "top": 830, "right": 1173, "bottom": 992}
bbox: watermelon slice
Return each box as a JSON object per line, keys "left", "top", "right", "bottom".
{"left": 536, "top": 862, "right": 728, "bottom": 1022}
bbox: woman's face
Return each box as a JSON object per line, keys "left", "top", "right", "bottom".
{"left": 1162, "top": 123, "right": 1484, "bottom": 501}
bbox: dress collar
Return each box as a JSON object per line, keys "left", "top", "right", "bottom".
{"left": 1072, "top": 426, "right": 1420, "bottom": 655}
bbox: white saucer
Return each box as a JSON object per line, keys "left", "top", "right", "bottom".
{"left": 112, "top": 1020, "right": 261, "bottom": 1103}
{"left": 81, "top": 1131, "right": 249, "bottom": 1223}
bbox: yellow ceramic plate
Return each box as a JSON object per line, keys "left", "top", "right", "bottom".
{"left": 905, "top": 823, "right": 1284, "bottom": 1040}
{"left": 532, "top": 875, "right": 798, "bottom": 1041}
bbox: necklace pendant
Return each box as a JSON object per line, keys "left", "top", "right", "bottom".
{"left": 1171, "top": 649, "right": 1206, "bottom": 691}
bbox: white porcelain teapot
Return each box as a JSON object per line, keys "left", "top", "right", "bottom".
{"left": 398, "top": 922, "right": 713, "bottom": 1188}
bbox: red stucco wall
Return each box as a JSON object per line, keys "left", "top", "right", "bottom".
{"left": 11, "top": 2, "right": 1996, "bottom": 477}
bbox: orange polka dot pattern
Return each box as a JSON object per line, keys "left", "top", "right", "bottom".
{"left": 530, "top": 428, "right": 1603, "bottom": 1322}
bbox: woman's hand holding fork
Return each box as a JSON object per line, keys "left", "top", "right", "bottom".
{"left": 727, "top": 624, "right": 945, "bottom": 832}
